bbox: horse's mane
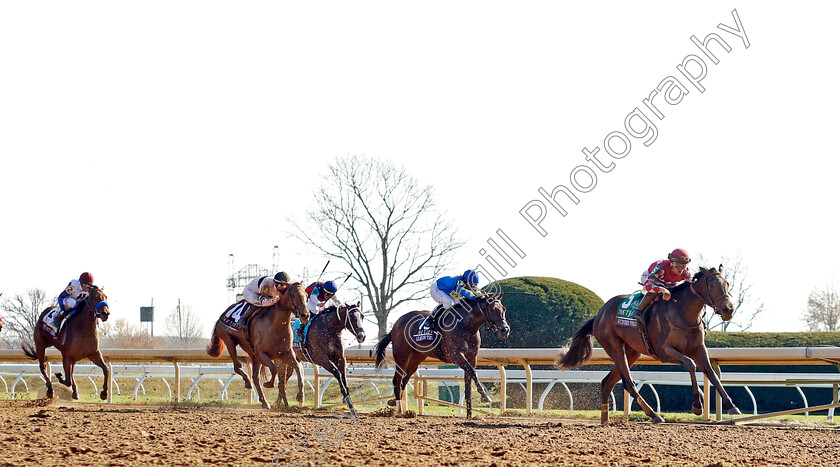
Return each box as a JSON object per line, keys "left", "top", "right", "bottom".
{"left": 669, "top": 266, "right": 715, "bottom": 293}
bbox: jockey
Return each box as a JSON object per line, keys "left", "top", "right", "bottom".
{"left": 297, "top": 280, "right": 341, "bottom": 339}
{"left": 238, "top": 272, "right": 291, "bottom": 325}
{"left": 52, "top": 272, "right": 95, "bottom": 326}
{"left": 423, "top": 269, "right": 481, "bottom": 331}
{"left": 633, "top": 249, "right": 693, "bottom": 325}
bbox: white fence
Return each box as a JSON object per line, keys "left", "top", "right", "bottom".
{"left": 2, "top": 347, "right": 839, "bottom": 422}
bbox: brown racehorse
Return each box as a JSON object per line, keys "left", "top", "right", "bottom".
{"left": 556, "top": 265, "right": 742, "bottom": 424}
{"left": 22, "top": 287, "right": 111, "bottom": 400}
{"left": 207, "top": 282, "right": 310, "bottom": 409}
{"left": 375, "top": 294, "right": 510, "bottom": 418}
{"left": 279, "top": 302, "right": 366, "bottom": 415}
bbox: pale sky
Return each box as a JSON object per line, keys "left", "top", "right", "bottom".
{"left": 1, "top": 2, "right": 837, "bottom": 340}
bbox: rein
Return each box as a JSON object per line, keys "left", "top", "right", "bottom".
{"left": 477, "top": 297, "right": 505, "bottom": 332}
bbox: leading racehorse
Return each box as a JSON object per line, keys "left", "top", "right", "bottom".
{"left": 556, "top": 265, "right": 742, "bottom": 424}
{"left": 207, "top": 282, "right": 309, "bottom": 409}
{"left": 375, "top": 293, "right": 510, "bottom": 418}
{"left": 22, "top": 286, "right": 111, "bottom": 400}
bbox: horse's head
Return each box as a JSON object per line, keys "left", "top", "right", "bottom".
{"left": 693, "top": 265, "right": 734, "bottom": 321}
{"left": 339, "top": 302, "right": 366, "bottom": 344}
{"left": 285, "top": 282, "right": 311, "bottom": 324}
{"left": 478, "top": 293, "right": 510, "bottom": 340}
{"left": 87, "top": 286, "right": 110, "bottom": 322}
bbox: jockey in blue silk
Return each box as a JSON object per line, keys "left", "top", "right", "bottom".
{"left": 422, "top": 270, "right": 481, "bottom": 331}
{"left": 52, "top": 272, "right": 95, "bottom": 326}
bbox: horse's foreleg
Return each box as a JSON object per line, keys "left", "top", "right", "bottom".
{"left": 35, "top": 345, "right": 53, "bottom": 399}
{"left": 257, "top": 352, "right": 278, "bottom": 389}
{"left": 693, "top": 349, "right": 741, "bottom": 416}
{"left": 88, "top": 351, "right": 110, "bottom": 401}
{"left": 464, "top": 369, "right": 473, "bottom": 418}
{"left": 661, "top": 346, "right": 703, "bottom": 415}
{"left": 453, "top": 354, "right": 490, "bottom": 406}
{"left": 289, "top": 354, "right": 305, "bottom": 407}
{"left": 335, "top": 357, "right": 356, "bottom": 415}
{"left": 251, "top": 361, "right": 270, "bottom": 410}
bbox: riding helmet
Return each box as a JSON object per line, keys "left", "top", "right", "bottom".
{"left": 668, "top": 248, "right": 691, "bottom": 264}
{"left": 323, "top": 280, "right": 338, "bottom": 295}
{"left": 274, "top": 271, "right": 291, "bottom": 284}
{"left": 462, "top": 269, "right": 480, "bottom": 286}
{"left": 79, "top": 272, "right": 94, "bottom": 285}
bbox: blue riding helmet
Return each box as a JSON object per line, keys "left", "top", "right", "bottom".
{"left": 323, "top": 280, "right": 338, "bottom": 295}
{"left": 462, "top": 270, "right": 480, "bottom": 286}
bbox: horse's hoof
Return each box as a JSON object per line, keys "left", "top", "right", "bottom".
{"left": 261, "top": 402, "right": 271, "bottom": 410}
{"left": 651, "top": 414, "right": 665, "bottom": 424}
{"left": 72, "top": 393, "right": 80, "bottom": 400}
{"left": 244, "top": 381, "right": 252, "bottom": 390}
{"left": 263, "top": 381, "right": 275, "bottom": 389}
{"left": 728, "top": 407, "right": 742, "bottom": 415}
{"left": 692, "top": 404, "right": 703, "bottom": 415}
{"left": 481, "top": 394, "right": 492, "bottom": 403}
{"left": 387, "top": 399, "right": 396, "bottom": 407}
{"left": 46, "top": 390, "right": 54, "bottom": 400}
{"left": 100, "top": 391, "right": 108, "bottom": 401}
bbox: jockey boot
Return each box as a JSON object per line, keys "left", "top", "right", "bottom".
{"left": 52, "top": 310, "right": 66, "bottom": 327}
{"left": 238, "top": 306, "right": 257, "bottom": 326}
{"left": 632, "top": 293, "right": 656, "bottom": 326}
{"left": 295, "top": 323, "right": 306, "bottom": 341}
{"left": 423, "top": 305, "right": 444, "bottom": 331}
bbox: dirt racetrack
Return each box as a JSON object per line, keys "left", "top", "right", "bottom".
{"left": 2, "top": 401, "right": 839, "bottom": 466}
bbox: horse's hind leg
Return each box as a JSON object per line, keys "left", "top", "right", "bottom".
{"left": 605, "top": 344, "right": 662, "bottom": 424}
{"left": 223, "top": 336, "right": 252, "bottom": 389}
{"left": 35, "top": 345, "right": 53, "bottom": 399}
{"left": 88, "top": 351, "right": 110, "bottom": 401}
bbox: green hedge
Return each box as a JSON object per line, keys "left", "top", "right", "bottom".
{"left": 705, "top": 332, "right": 840, "bottom": 348}
{"left": 480, "top": 276, "right": 603, "bottom": 348}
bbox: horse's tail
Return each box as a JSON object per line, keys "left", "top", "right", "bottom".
{"left": 555, "top": 318, "right": 595, "bottom": 369}
{"left": 22, "top": 341, "right": 38, "bottom": 360}
{"left": 374, "top": 333, "right": 392, "bottom": 371}
{"left": 206, "top": 327, "right": 225, "bottom": 358}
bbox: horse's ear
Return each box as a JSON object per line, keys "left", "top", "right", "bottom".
{"left": 718, "top": 263, "right": 724, "bottom": 273}
{"left": 356, "top": 301, "right": 361, "bottom": 307}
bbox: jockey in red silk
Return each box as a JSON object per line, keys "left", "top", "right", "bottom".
{"left": 633, "top": 249, "right": 693, "bottom": 324}
{"left": 52, "top": 272, "right": 95, "bottom": 326}
{"left": 238, "top": 272, "right": 292, "bottom": 325}
{"left": 297, "top": 280, "right": 341, "bottom": 340}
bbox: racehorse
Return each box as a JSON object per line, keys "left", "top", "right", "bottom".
{"left": 375, "top": 294, "right": 510, "bottom": 418}
{"left": 207, "top": 282, "right": 310, "bottom": 409}
{"left": 556, "top": 265, "right": 742, "bottom": 424}
{"left": 278, "top": 302, "right": 366, "bottom": 415}
{"left": 22, "top": 286, "right": 110, "bottom": 400}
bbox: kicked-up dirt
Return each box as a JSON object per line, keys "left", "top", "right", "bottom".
{"left": 1, "top": 401, "right": 839, "bottom": 466}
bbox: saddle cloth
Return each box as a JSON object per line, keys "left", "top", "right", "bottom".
{"left": 616, "top": 291, "right": 645, "bottom": 328}
{"left": 40, "top": 309, "right": 61, "bottom": 338}
{"left": 219, "top": 301, "right": 252, "bottom": 332}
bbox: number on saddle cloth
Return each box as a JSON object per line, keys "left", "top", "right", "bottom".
{"left": 616, "top": 291, "right": 645, "bottom": 327}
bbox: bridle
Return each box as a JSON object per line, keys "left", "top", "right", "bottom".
{"left": 84, "top": 290, "right": 109, "bottom": 321}
{"left": 690, "top": 271, "right": 730, "bottom": 314}
{"left": 338, "top": 304, "right": 364, "bottom": 336}
{"left": 477, "top": 296, "right": 507, "bottom": 333}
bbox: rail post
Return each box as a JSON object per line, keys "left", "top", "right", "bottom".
{"left": 174, "top": 361, "right": 180, "bottom": 403}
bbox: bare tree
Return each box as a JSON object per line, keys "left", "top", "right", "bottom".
{"left": 802, "top": 286, "right": 840, "bottom": 332}
{"left": 290, "top": 155, "right": 463, "bottom": 337}
{"left": 100, "top": 318, "right": 160, "bottom": 349}
{"left": 696, "top": 252, "right": 765, "bottom": 331}
{"left": 1, "top": 289, "right": 54, "bottom": 347}
{"left": 164, "top": 300, "right": 204, "bottom": 348}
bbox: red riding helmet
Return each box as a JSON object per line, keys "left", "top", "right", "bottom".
{"left": 667, "top": 249, "right": 691, "bottom": 264}
{"left": 79, "top": 272, "right": 94, "bottom": 285}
